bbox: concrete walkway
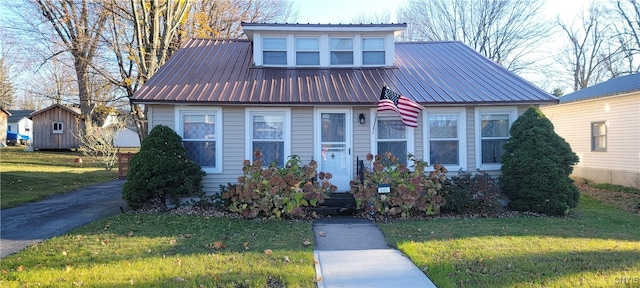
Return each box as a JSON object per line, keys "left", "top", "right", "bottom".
{"left": 0, "top": 180, "right": 127, "bottom": 258}
{"left": 313, "top": 217, "right": 437, "bottom": 287}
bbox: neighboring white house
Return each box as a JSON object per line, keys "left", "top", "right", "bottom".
{"left": 130, "top": 23, "right": 558, "bottom": 194}
{"left": 102, "top": 113, "right": 141, "bottom": 148}
{"left": 8, "top": 110, "right": 34, "bottom": 143}
{"left": 541, "top": 73, "right": 640, "bottom": 188}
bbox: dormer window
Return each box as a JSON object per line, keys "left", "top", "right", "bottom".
{"left": 263, "top": 37, "right": 287, "bottom": 65}
{"left": 363, "top": 38, "right": 385, "bottom": 65}
{"left": 296, "top": 37, "right": 320, "bottom": 66}
{"left": 330, "top": 38, "right": 353, "bottom": 65}
{"left": 242, "top": 23, "right": 406, "bottom": 68}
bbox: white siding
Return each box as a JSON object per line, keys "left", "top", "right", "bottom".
{"left": 353, "top": 108, "right": 373, "bottom": 167}
{"left": 541, "top": 93, "right": 640, "bottom": 188}
{"left": 149, "top": 105, "right": 175, "bottom": 129}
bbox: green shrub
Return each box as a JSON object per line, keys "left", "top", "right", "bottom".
{"left": 122, "top": 125, "right": 205, "bottom": 209}
{"left": 501, "top": 106, "right": 579, "bottom": 215}
{"left": 442, "top": 169, "right": 503, "bottom": 215}
{"left": 350, "top": 152, "right": 447, "bottom": 218}
{"left": 221, "top": 152, "right": 335, "bottom": 219}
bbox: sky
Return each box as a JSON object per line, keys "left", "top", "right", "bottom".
{"left": 291, "top": 0, "right": 591, "bottom": 24}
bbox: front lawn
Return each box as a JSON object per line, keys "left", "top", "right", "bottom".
{"left": 0, "top": 214, "right": 316, "bottom": 287}
{"left": 0, "top": 147, "right": 118, "bottom": 209}
{"left": 379, "top": 195, "right": 640, "bottom": 287}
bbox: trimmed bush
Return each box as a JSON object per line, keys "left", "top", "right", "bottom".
{"left": 442, "top": 169, "right": 503, "bottom": 215}
{"left": 122, "top": 125, "right": 205, "bottom": 209}
{"left": 501, "top": 106, "right": 579, "bottom": 215}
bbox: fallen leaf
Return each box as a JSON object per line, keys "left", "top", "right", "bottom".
{"left": 313, "top": 257, "right": 319, "bottom": 264}
{"left": 243, "top": 242, "right": 249, "bottom": 250}
{"left": 181, "top": 234, "right": 193, "bottom": 239}
{"left": 62, "top": 250, "right": 67, "bottom": 256}
{"left": 283, "top": 256, "right": 290, "bottom": 263}
{"left": 16, "top": 266, "right": 24, "bottom": 272}
{"left": 169, "top": 239, "right": 177, "bottom": 245}
{"left": 174, "top": 277, "right": 185, "bottom": 282}
{"left": 303, "top": 240, "right": 312, "bottom": 246}
{"left": 318, "top": 231, "right": 326, "bottom": 237}
{"left": 127, "top": 231, "right": 134, "bottom": 237}
{"left": 212, "top": 241, "right": 225, "bottom": 249}
{"left": 264, "top": 249, "right": 273, "bottom": 255}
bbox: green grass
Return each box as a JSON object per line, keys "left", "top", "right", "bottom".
{"left": 0, "top": 214, "right": 317, "bottom": 287}
{"left": 589, "top": 182, "right": 640, "bottom": 194}
{"left": 0, "top": 147, "right": 118, "bottom": 209}
{"left": 378, "top": 195, "right": 640, "bottom": 287}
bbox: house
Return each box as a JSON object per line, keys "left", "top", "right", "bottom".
{"left": 30, "top": 104, "right": 82, "bottom": 150}
{"left": 7, "top": 110, "right": 35, "bottom": 145}
{"left": 102, "top": 112, "right": 141, "bottom": 148}
{"left": 0, "top": 107, "right": 9, "bottom": 146}
{"left": 130, "top": 23, "right": 558, "bottom": 194}
{"left": 541, "top": 73, "right": 640, "bottom": 188}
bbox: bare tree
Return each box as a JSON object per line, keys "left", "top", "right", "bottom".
{"left": 189, "top": 0, "right": 294, "bottom": 39}
{"left": 558, "top": 3, "right": 620, "bottom": 91}
{"left": 34, "top": 0, "right": 109, "bottom": 125}
{"left": 398, "top": 0, "right": 552, "bottom": 73}
{"left": 611, "top": 0, "right": 640, "bottom": 73}
{"left": 0, "top": 57, "right": 15, "bottom": 109}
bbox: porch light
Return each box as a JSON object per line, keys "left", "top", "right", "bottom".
{"left": 359, "top": 113, "right": 366, "bottom": 124}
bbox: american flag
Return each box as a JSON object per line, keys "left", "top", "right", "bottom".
{"left": 377, "top": 86, "right": 424, "bottom": 128}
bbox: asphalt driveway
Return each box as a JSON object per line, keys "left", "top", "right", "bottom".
{"left": 0, "top": 180, "right": 127, "bottom": 258}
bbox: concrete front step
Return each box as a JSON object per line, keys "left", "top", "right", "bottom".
{"left": 311, "top": 193, "right": 358, "bottom": 216}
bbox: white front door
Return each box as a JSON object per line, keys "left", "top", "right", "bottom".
{"left": 316, "top": 109, "right": 352, "bottom": 192}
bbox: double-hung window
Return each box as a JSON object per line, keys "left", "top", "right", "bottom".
{"left": 376, "top": 114, "right": 414, "bottom": 166}
{"left": 475, "top": 107, "right": 517, "bottom": 170}
{"left": 362, "top": 37, "right": 385, "bottom": 65}
{"left": 330, "top": 38, "right": 353, "bottom": 65}
{"left": 53, "top": 122, "right": 63, "bottom": 134}
{"left": 247, "top": 109, "right": 290, "bottom": 167}
{"left": 263, "top": 37, "right": 287, "bottom": 65}
{"left": 424, "top": 108, "right": 466, "bottom": 170}
{"left": 295, "top": 37, "right": 319, "bottom": 66}
{"left": 177, "top": 108, "right": 222, "bottom": 173}
{"left": 591, "top": 121, "right": 607, "bottom": 151}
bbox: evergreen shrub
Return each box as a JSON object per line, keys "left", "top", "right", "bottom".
{"left": 122, "top": 125, "right": 205, "bottom": 209}
{"left": 501, "top": 106, "right": 579, "bottom": 215}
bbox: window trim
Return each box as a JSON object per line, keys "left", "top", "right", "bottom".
{"left": 362, "top": 37, "right": 385, "bottom": 66}
{"left": 423, "top": 108, "right": 467, "bottom": 171}
{"left": 262, "top": 36, "right": 288, "bottom": 66}
{"left": 52, "top": 122, "right": 64, "bottom": 134}
{"left": 295, "top": 37, "right": 320, "bottom": 66}
{"left": 174, "top": 106, "right": 223, "bottom": 174}
{"left": 474, "top": 107, "right": 517, "bottom": 171}
{"left": 245, "top": 108, "right": 291, "bottom": 167}
{"left": 371, "top": 110, "right": 416, "bottom": 166}
{"left": 329, "top": 37, "right": 354, "bottom": 66}
{"left": 591, "top": 121, "right": 607, "bottom": 152}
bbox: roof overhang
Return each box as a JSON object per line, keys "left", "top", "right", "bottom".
{"left": 241, "top": 22, "right": 407, "bottom": 40}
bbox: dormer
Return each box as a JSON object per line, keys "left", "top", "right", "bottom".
{"left": 241, "top": 23, "right": 406, "bottom": 68}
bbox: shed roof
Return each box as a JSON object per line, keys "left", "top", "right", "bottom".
{"left": 131, "top": 38, "right": 557, "bottom": 106}
{"left": 30, "top": 104, "right": 81, "bottom": 118}
{"left": 559, "top": 73, "right": 640, "bottom": 103}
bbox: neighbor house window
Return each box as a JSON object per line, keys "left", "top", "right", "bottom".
{"left": 362, "top": 37, "right": 385, "bottom": 65}
{"left": 376, "top": 114, "right": 414, "bottom": 166}
{"left": 53, "top": 122, "right": 63, "bottom": 134}
{"left": 424, "top": 108, "right": 466, "bottom": 170}
{"left": 296, "top": 37, "right": 319, "bottom": 66}
{"left": 591, "top": 121, "right": 607, "bottom": 151}
{"left": 263, "top": 37, "right": 287, "bottom": 65}
{"left": 246, "top": 109, "right": 291, "bottom": 167}
{"left": 330, "top": 38, "right": 353, "bottom": 65}
{"left": 475, "top": 107, "right": 517, "bottom": 170}
{"left": 177, "top": 108, "right": 222, "bottom": 173}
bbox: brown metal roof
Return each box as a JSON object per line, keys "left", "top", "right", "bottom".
{"left": 131, "top": 38, "right": 558, "bottom": 106}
